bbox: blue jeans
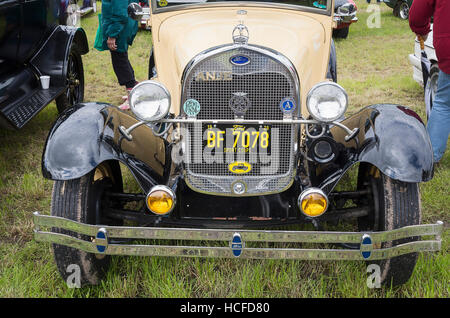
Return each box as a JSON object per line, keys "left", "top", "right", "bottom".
{"left": 427, "top": 70, "right": 450, "bottom": 162}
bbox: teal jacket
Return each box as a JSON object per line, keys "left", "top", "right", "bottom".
{"left": 98, "top": 0, "right": 138, "bottom": 53}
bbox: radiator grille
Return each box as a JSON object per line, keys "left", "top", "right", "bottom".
{"left": 181, "top": 46, "right": 299, "bottom": 195}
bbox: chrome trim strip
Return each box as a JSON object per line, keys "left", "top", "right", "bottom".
{"left": 165, "top": 118, "right": 316, "bottom": 124}
{"left": 150, "top": 1, "right": 333, "bottom": 16}
{"left": 120, "top": 118, "right": 358, "bottom": 141}
{"left": 33, "top": 212, "right": 443, "bottom": 260}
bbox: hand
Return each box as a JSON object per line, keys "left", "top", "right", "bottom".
{"left": 417, "top": 33, "right": 428, "bottom": 42}
{"left": 107, "top": 37, "right": 117, "bottom": 51}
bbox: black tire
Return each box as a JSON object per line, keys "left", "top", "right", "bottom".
{"left": 51, "top": 162, "right": 122, "bottom": 287}
{"left": 55, "top": 44, "right": 84, "bottom": 113}
{"left": 429, "top": 63, "right": 440, "bottom": 113}
{"left": 357, "top": 164, "right": 421, "bottom": 286}
{"left": 332, "top": 27, "right": 349, "bottom": 39}
{"left": 394, "top": 1, "right": 410, "bottom": 20}
{"left": 393, "top": 4, "right": 400, "bottom": 17}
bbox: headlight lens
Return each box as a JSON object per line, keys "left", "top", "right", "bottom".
{"left": 306, "top": 82, "right": 348, "bottom": 122}
{"left": 129, "top": 81, "right": 171, "bottom": 121}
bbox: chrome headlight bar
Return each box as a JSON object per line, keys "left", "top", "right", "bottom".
{"left": 119, "top": 117, "right": 359, "bottom": 142}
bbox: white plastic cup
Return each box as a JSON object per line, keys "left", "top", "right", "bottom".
{"left": 40, "top": 75, "right": 50, "bottom": 90}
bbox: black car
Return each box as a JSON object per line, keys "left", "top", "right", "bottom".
{"left": 0, "top": 0, "right": 88, "bottom": 130}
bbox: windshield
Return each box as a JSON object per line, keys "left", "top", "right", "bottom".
{"left": 152, "top": 0, "right": 330, "bottom": 13}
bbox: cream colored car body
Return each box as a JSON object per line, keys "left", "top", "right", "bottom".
{"left": 148, "top": 1, "right": 335, "bottom": 115}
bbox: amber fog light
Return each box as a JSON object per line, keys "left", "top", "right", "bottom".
{"left": 146, "top": 185, "right": 176, "bottom": 215}
{"left": 298, "top": 188, "right": 328, "bottom": 217}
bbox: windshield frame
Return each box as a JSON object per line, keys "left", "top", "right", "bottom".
{"left": 150, "top": 0, "right": 333, "bottom": 16}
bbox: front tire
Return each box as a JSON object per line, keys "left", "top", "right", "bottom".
{"left": 358, "top": 164, "right": 421, "bottom": 286}
{"left": 51, "top": 162, "right": 122, "bottom": 286}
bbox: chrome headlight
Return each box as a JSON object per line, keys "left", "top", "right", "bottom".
{"left": 306, "top": 82, "right": 348, "bottom": 123}
{"left": 129, "top": 81, "right": 171, "bottom": 121}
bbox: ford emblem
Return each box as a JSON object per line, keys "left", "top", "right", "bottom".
{"left": 230, "top": 55, "right": 250, "bottom": 66}
{"left": 230, "top": 233, "right": 244, "bottom": 257}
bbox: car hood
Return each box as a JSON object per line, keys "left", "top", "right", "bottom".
{"left": 152, "top": 7, "right": 332, "bottom": 113}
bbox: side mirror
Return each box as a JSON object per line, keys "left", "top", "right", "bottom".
{"left": 128, "top": 3, "right": 144, "bottom": 21}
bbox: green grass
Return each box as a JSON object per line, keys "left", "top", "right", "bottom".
{"left": 0, "top": 1, "right": 448, "bottom": 298}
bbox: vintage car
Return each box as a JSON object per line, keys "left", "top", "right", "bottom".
{"left": 60, "top": 0, "right": 97, "bottom": 27}
{"left": 333, "top": 0, "right": 357, "bottom": 39}
{"left": 0, "top": 0, "right": 88, "bottom": 130}
{"left": 382, "top": 0, "right": 413, "bottom": 20}
{"left": 34, "top": 0, "right": 442, "bottom": 287}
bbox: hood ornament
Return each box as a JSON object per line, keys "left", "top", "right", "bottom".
{"left": 232, "top": 23, "right": 249, "bottom": 45}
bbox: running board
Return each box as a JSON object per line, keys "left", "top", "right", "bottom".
{"left": 2, "top": 87, "right": 65, "bottom": 129}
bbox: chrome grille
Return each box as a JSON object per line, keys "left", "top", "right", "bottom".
{"left": 181, "top": 45, "right": 299, "bottom": 196}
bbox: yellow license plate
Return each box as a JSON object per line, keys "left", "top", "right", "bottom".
{"left": 203, "top": 124, "right": 271, "bottom": 154}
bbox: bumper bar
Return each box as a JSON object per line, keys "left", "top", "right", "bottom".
{"left": 33, "top": 212, "right": 443, "bottom": 261}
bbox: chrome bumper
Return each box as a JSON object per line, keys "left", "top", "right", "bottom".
{"left": 33, "top": 212, "right": 443, "bottom": 261}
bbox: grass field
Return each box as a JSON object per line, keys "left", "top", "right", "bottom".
{"left": 0, "top": 1, "right": 448, "bottom": 298}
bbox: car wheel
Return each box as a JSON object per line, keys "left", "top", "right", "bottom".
{"left": 51, "top": 162, "right": 123, "bottom": 287}
{"left": 357, "top": 163, "right": 421, "bottom": 286}
{"left": 332, "top": 27, "right": 349, "bottom": 39}
{"left": 55, "top": 44, "right": 84, "bottom": 113}
{"left": 395, "top": 1, "right": 410, "bottom": 20}
{"left": 429, "top": 63, "right": 440, "bottom": 109}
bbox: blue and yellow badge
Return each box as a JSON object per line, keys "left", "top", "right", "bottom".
{"left": 183, "top": 99, "right": 201, "bottom": 117}
{"left": 228, "top": 161, "right": 252, "bottom": 174}
{"left": 279, "top": 97, "right": 296, "bottom": 114}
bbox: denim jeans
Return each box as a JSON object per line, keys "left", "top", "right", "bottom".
{"left": 427, "top": 70, "right": 450, "bottom": 162}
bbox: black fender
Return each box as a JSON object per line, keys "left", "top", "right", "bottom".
{"left": 42, "top": 102, "right": 165, "bottom": 193}
{"left": 319, "top": 104, "right": 433, "bottom": 193}
{"left": 29, "top": 25, "right": 89, "bottom": 87}
{"left": 42, "top": 102, "right": 118, "bottom": 180}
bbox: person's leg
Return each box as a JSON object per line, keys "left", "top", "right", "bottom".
{"left": 427, "top": 70, "right": 450, "bottom": 162}
{"left": 110, "top": 50, "right": 138, "bottom": 89}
